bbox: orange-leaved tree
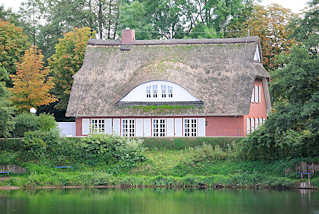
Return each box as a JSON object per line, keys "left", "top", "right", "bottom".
{"left": 10, "top": 46, "right": 57, "bottom": 111}
{"left": 226, "top": 4, "right": 297, "bottom": 71}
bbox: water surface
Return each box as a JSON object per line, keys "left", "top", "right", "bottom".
{"left": 0, "top": 189, "right": 319, "bottom": 214}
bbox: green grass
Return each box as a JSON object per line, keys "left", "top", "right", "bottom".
{"left": 0, "top": 148, "right": 303, "bottom": 189}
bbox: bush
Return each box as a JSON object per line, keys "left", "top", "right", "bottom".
{"left": 81, "top": 135, "right": 146, "bottom": 167}
{"left": 142, "top": 137, "right": 242, "bottom": 150}
{"left": 23, "top": 129, "right": 60, "bottom": 160}
{"left": 13, "top": 113, "right": 39, "bottom": 137}
{"left": 38, "top": 114, "right": 57, "bottom": 131}
{"left": 0, "top": 138, "right": 24, "bottom": 151}
{"left": 13, "top": 113, "right": 57, "bottom": 137}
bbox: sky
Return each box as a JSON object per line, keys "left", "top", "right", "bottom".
{"left": 0, "top": 0, "right": 310, "bottom": 13}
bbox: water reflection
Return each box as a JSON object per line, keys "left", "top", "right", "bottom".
{"left": 0, "top": 189, "right": 318, "bottom": 214}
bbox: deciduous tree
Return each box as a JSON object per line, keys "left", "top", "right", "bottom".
{"left": 9, "top": 46, "right": 56, "bottom": 111}
{"left": 49, "top": 27, "right": 95, "bottom": 111}
{"left": 227, "top": 4, "right": 297, "bottom": 71}
{"left": 0, "top": 20, "right": 30, "bottom": 78}
{"left": 0, "top": 67, "right": 15, "bottom": 137}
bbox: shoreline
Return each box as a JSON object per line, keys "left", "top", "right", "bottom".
{"left": 0, "top": 184, "right": 317, "bottom": 191}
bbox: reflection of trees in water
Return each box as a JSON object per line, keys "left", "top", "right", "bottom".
{"left": 0, "top": 195, "right": 27, "bottom": 214}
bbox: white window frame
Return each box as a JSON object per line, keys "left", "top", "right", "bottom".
{"left": 153, "top": 119, "right": 166, "bottom": 137}
{"left": 89, "top": 119, "right": 105, "bottom": 134}
{"left": 152, "top": 85, "right": 158, "bottom": 98}
{"left": 184, "top": 118, "right": 197, "bottom": 137}
{"left": 161, "top": 84, "right": 167, "bottom": 98}
{"left": 122, "top": 119, "right": 135, "bottom": 137}
{"left": 146, "top": 86, "right": 151, "bottom": 98}
{"left": 168, "top": 86, "right": 173, "bottom": 98}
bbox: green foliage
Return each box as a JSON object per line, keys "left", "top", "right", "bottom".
{"left": 0, "top": 138, "right": 24, "bottom": 152}
{"left": 142, "top": 137, "right": 242, "bottom": 150}
{"left": 81, "top": 135, "right": 146, "bottom": 167}
{"left": 119, "top": 1, "right": 153, "bottom": 40}
{"left": 292, "top": 0, "right": 319, "bottom": 50}
{"left": 38, "top": 114, "right": 57, "bottom": 131}
{"left": 23, "top": 129, "right": 60, "bottom": 160}
{"left": 0, "top": 152, "right": 20, "bottom": 165}
{"left": 13, "top": 113, "right": 39, "bottom": 137}
{"left": 13, "top": 113, "right": 57, "bottom": 137}
{"left": 243, "top": 46, "right": 319, "bottom": 160}
{"left": 49, "top": 27, "right": 95, "bottom": 111}
{"left": 0, "top": 67, "right": 15, "bottom": 137}
{"left": 0, "top": 20, "right": 30, "bottom": 78}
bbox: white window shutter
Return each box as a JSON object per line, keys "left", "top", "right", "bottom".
{"left": 167, "top": 118, "right": 174, "bottom": 137}
{"left": 247, "top": 118, "right": 251, "bottom": 134}
{"left": 143, "top": 119, "right": 151, "bottom": 137}
{"left": 259, "top": 118, "right": 263, "bottom": 127}
{"left": 113, "top": 119, "right": 120, "bottom": 136}
{"left": 255, "top": 118, "right": 259, "bottom": 129}
{"left": 251, "top": 118, "right": 255, "bottom": 132}
{"left": 254, "top": 86, "right": 258, "bottom": 103}
{"left": 175, "top": 118, "right": 182, "bottom": 137}
{"left": 251, "top": 88, "right": 255, "bottom": 103}
{"left": 198, "top": 118, "right": 206, "bottom": 136}
{"left": 136, "top": 119, "right": 143, "bottom": 137}
{"left": 259, "top": 86, "right": 262, "bottom": 103}
{"left": 82, "top": 119, "right": 89, "bottom": 135}
{"left": 105, "top": 119, "right": 112, "bottom": 135}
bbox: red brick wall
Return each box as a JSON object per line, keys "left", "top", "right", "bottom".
{"left": 205, "top": 116, "right": 244, "bottom": 137}
{"left": 244, "top": 79, "right": 268, "bottom": 136}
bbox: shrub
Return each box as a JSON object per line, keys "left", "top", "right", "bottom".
{"left": 13, "top": 113, "right": 39, "bottom": 137}
{"left": 81, "top": 135, "right": 146, "bottom": 166}
{"left": 38, "top": 114, "right": 57, "bottom": 131}
{"left": 13, "top": 113, "right": 57, "bottom": 137}
{"left": 23, "top": 129, "right": 60, "bottom": 160}
{"left": 142, "top": 137, "right": 243, "bottom": 150}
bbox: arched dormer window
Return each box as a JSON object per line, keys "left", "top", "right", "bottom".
{"left": 119, "top": 81, "right": 201, "bottom": 103}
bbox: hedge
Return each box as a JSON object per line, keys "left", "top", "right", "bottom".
{"left": 0, "top": 137, "right": 244, "bottom": 154}
{"left": 141, "top": 137, "right": 244, "bottom": 150}
{"left": 0, "top": 138, "right": 24, "bottom": 152}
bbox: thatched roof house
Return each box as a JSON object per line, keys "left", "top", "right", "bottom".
{"left": 67, "top": 29, "right": 270, "bottom": 137}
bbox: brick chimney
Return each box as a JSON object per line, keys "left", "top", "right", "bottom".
{"left": 122, "top": 28, "right": 135, "bottom": 44}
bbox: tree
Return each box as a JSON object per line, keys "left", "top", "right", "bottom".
{"left": 242, "top": 46, "right": 319, "bottom": 160}
{"left": 9, "top": 46, "right": 56, "bottom": 111}
{"left": 49, "top": 27, "right": 95, "bottom": 111}
{"left": 0, "top": 67, "right": 15, "bottom": 137}
{"left": 0, "top": 20, "right": 30, "bottom": 78}
{"left": 226, "top": 4, "right": 297, "bottom": 71}
{"left": 292, "top": 0, "right": 319, "bottom": 51}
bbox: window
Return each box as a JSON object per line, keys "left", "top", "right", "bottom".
{"left": 152, "top": 85, "right": 158, "bottom": 98}
{"left": 153, "top": 119, "right": 166, "bottom": 137}
{"left": 247, "top": 117, "right": 266, "bottom": 135}
{"left": 146, "top": 86, "right": 151, "bottom": 98}
{"left": 184, "top": 119, "right": 197, "bottom": 136}
{"left": 146, "top": 83, "right": 174, "bottom": 99}
{"left": 161, "top": 85, "right": 167, "bottom": 98}
{"left": 168, "top": 86, "right": 173, "bottom": 98}
{"left": 90, "top": 119, "right": 105, "bottom": 134}
{"left": 122, "top": 119, "right": 135, "bottom": 137}
{"left": 251, "top": 85, "right": 261, "bottom": 103}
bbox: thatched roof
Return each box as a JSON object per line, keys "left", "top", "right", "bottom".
{"left": 66, "top": 37, "right": 270, "bottom": 117}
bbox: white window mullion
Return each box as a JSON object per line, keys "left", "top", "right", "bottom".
{"left": 247, "top": 118, "right": 251, "bottom": 135}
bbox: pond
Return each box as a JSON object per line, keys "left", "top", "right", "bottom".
{"left": 0, "top": 189, "right": 319, "bottom": 214}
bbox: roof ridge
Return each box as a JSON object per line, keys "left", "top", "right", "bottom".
{"left": 88, "top": 37, "right": 259, "bottom": 46}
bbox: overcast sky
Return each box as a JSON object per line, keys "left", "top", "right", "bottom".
{"left": 0, "top": 0, "right": 310, "bottom": 13}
